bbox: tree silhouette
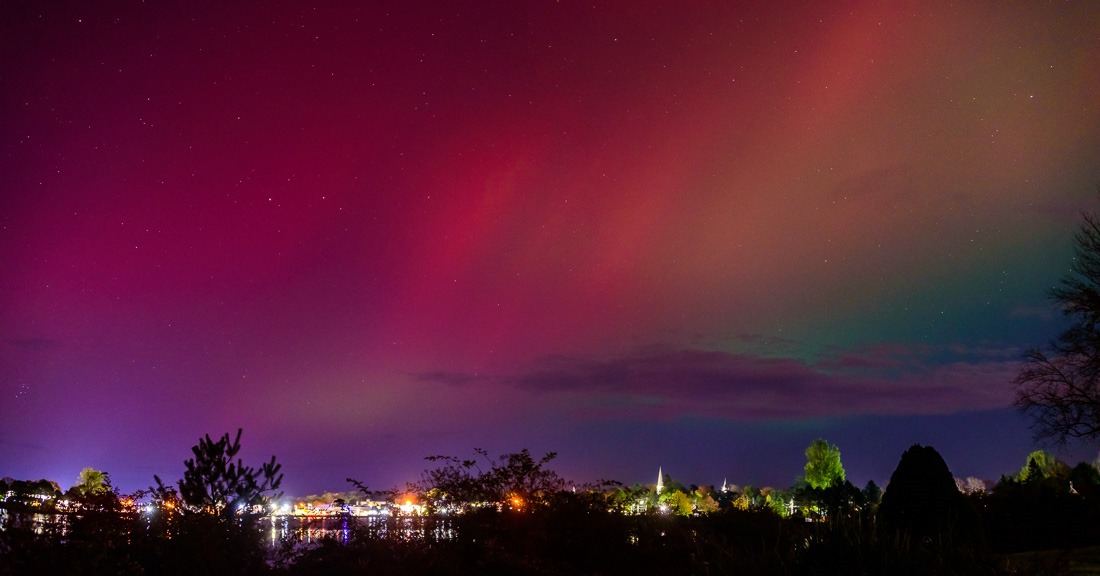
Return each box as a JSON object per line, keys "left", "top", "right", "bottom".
{"left": 862, "top": 479, "right": 882, "bottom": 506}
{"left": 878, "top": 444, "right": 976, "bottom": 543}
{"left": 138, "top": 429, "right": 283, "bottom": 575}
{"left": 156, "top": 428, "right": 282, "bottom": 518}
{"left": 418, "top": 448, "right": 564, "bottom": 512}
{"left": 1016, "top": 212, "right": 1100, "bottom": 444}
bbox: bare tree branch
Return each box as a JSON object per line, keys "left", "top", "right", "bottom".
{"left": 1016, "top": 212, "right": 1100, "bottom": 444}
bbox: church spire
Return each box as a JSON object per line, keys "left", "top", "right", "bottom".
{"left": 656, "top": 466, "right": 664, "bottom": 494}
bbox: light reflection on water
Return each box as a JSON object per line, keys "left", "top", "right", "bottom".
{"left": 0, "top": 510, "right": 70, "bottom": 536}
{"left": 1, "top": 509, "right": 456, "bottom": 548}
{"left": 266, "top": 515, "right": 456, "bottom": 547}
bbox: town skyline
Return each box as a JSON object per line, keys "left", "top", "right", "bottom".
{"left": 8, "top": 428, "right": 1096, "bottom": 499}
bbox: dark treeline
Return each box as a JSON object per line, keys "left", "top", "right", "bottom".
{"left": 3, "top": 431, "right": 1100, "bottom": 575}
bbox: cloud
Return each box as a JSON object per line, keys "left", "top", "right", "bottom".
{"left": 0, "top": 438, "right": 46, "bottom": 451}
{"left": 731, "top": 333, "right": 800, "bottom": 350}
{"left": 414, "top": 371, "right": 484, "bottom": 387}
{"left": 9, "top": 338, "right": 58, "bottom": 350}
{"left": 501, "top": 344, "right": 1019, "bottom": 420}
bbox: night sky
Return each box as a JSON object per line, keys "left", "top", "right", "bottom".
{"left": 3, "top": 2, "right": 1099, "bottom": 497}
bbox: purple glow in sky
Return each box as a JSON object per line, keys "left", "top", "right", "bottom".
{"left": 2, "top": 1, "right": 1099, "bottom": 496}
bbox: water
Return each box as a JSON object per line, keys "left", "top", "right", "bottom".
{"left": 265, "top": 514, "right": 456, "bottom": 548}
{"left": 0, "top": 508, "right": 70, "bottom": 536}
{"left": 0, "top": 506, "right": 455, "bottom": 550}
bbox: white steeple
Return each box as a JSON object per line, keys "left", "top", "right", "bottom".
{"left": 656, "top": 466, "right": 664, "bottom": 494}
